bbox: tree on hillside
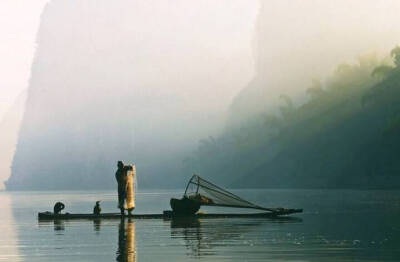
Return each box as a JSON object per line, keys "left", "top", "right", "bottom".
{"left": 186, "top": 46, "right": 400, "bottom": 188}
{"left": 372, "top": 65, "right": 394, "bottom": 78}
{"left": 306, "top": 79, "right": 324, "bottom": 100}
{"left": 390, "top": 46, "right": 400, "bottom": 67}
{"left": 279, "top": 95, "right": 295, "bottom": 121}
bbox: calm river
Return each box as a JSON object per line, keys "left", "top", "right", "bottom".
{"left": 0, "top": 189, "right": 399, "bottom": 261}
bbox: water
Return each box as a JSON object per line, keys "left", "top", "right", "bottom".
{"left": 0, "top": 189, "right": 399, "bottom": 261}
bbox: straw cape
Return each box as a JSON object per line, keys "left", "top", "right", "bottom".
{"left": 124, "top": 165, "right": 136, "bottom": 210}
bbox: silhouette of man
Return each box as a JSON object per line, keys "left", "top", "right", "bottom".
{"left": 93, "top": 201, "right": 101, "bottom": 215}
{"left": 115, "top": 161, "right": 126, "bottom": 215}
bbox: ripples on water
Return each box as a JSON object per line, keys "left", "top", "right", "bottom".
{"left": 0, "top": 189, "right": 399, "bottom": 261}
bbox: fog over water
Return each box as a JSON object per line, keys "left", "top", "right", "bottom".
{"left": 1, "top": 0, "right": 400, "bottom": 189}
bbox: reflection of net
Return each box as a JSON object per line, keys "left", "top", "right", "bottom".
{"left": 184, "top": 175, "right": 262, "bottom": 210}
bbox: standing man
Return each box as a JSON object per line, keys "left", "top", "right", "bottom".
{"left": 115, "top": 161, "right": 126, "bottom": 215}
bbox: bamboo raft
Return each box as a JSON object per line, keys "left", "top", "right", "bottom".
{"left": 38, "top": 208, "right": 302, "bottom": 220}
{"left": 38, "top": 174, "right": 303, "bottom": 221}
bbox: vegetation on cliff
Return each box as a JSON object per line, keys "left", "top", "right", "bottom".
{"left": 185, "top": 47, "right": 400, "bottom": 189}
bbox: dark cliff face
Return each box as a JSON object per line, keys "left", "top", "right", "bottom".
{"left": 236, "top": 68, "right": 400, "bottom": 189}
{"left": 187, "top": 55, "right": 400, "bottom": 189}
{"left": 6, "top": 0, "right": 256, "bottom": 190}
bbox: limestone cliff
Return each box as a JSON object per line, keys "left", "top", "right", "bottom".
{"left": 6, "top": 0, "right": 256, "bottom": 189}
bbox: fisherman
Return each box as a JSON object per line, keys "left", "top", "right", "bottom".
{"left": 53, "top": 202, "right": 65, "bottom": 215}
{"left": 93, "top": 201, "right": 101, "bottom": 215}
{"left": 115, "top": 161, "right": 136, "bottom": 216}
{"left": 115, "top": 161, "right": 126, "bottom": 215}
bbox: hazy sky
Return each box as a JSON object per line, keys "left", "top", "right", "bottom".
{"left": 2, "top": 0, "right": 400, "bottom": 122}
{"left": 0, "top": 0, "right": 49, "bottom": 121}
{"left": 2, "top": 0, "right": 400, "bottom": 189}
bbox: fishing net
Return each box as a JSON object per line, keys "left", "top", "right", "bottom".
{"left": 183, "top": 175, "right": 263, "bottom": 210}
{"left": 171, "top": 175, "right": 302, "bottom": 215}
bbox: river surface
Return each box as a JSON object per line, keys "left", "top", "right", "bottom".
{"left": 0, "top": 189, "right": 399, "bottom": 261}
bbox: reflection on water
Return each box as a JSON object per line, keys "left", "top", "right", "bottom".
{"left": 0, "top": 193, "right": 19, "bottom": 261}
{"left": 2, "top": 189, "right": 400, "bottom": 261}
{"left": 170, "top": 217, "right": 205, "bottom": 257}
{"left": 93, "top": 218, "right": 101, "bottom": 233}
{"left": 117, "top": 219, "right": 136, "bottom": 262}
{"left": 54, "top": 220, "right": 65, "bottom": 231}
{"left": 170, "top": 216, "right": 302, "bottom": 258}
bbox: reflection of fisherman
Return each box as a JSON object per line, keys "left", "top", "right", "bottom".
{"left": 117, "top": 219, "right": 136, "bottom": 262}
{"left": 115, "top": 161, "right": 136, "bottom": 215}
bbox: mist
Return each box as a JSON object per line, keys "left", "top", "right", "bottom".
{"left": 2, "top": 0, "right": 400, "bottom": 190}
{"left": 230, "top": 0, "right": 400, "bottom": 125}
{"left": 186, "top": 0, "right": 400, "bottom": 188}
{"left": 5, "top": 0, "right": 258, "bottom": 189}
